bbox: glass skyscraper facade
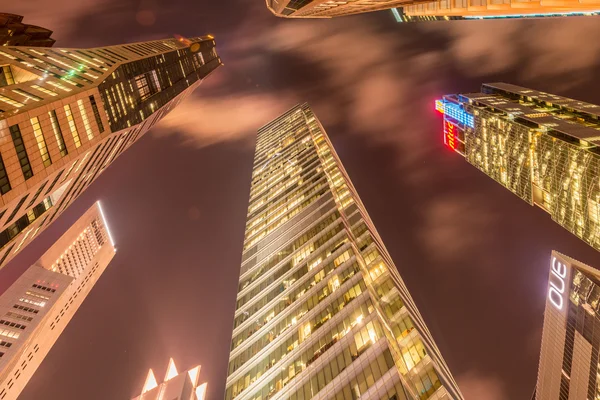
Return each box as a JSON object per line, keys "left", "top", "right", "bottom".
{"left": 535, "top": 251, "right": 600, "bottom": 400}
{"left": 0, "top": 35, "right": 221, "bottom": 269}
{"left": 437, "top": 83, "right": 600, "bottom": 253}
{"left": 264, "top": 0, "right": 600, "bottom": 18}
{"left": 399, "top": 3, "right": 600, "bottom": 20}
{"left": 226, "top": 104, "right": 463, "bottom": 400}
{"left": 265, "top": 0, "right": 408, "bottom": 17}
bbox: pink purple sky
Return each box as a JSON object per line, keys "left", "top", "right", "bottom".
{"left": 3, "top": 1, "right": 600, "bottom": 399}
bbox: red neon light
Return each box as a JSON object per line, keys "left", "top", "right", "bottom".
{"left": 444, "top": 120, "right": 456, "bottom": 150}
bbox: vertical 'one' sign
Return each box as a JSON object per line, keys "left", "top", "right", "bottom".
{"left": 548, "top": 256, "right": 568, "bottom": 311}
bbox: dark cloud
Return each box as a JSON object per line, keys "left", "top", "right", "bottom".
{"left": 4, "top": 1, "right": 600, "bottom": 399}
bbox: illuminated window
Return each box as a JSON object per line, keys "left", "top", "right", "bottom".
{"left": 135, "top": 74, "right": 151, "bottom": 100}
{"left": 12, "top": 89, "right": 42, "bottom": 102}
{"left": 31, "top": 84, "right": 58, "bottom": 97}
{"left": 64, "top": 104, "right": 81, "bottom": 148}
{"left": 0, "top": 153, "right": 10, "bottom": 195}
{"left": 18, "top": 297, "right": 45, "bottom": 308}
{"left": 77, "top": 99, "right": 94, "bottom": 140}
{"left": 48, "top": 110, "right": 68, "bottom": 156}
{"left": 0, "top": 66, "right": 15, "bottom": 87}
{"left": 150, "top": 70, "right": 161, "bottom": 92}
{"left": 0, "top": 94, "right": 23, "bottom": 108}
{"left": 134, "top": 70, "right": 161, "bottom": 101}
{"left": 9, "top": 124, "right": 33, "bottom": 179}
{"left": 30, "top": 117, "right": 52, "bottom": 167}
{"left": 89, "top": 95, "right": 104, "bottom": 133}
{"left": 46, "top": 80, "right": 72, "bottom": 92}
{"left": 0, "top": 328, "right": 19, "bottom": 339}
{"left": 0, "top": 51, "right": 16, "bottom": 60}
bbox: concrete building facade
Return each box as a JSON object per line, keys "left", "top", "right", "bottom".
{"left": 0, "top": 202, "right": 115, "bottom": 400}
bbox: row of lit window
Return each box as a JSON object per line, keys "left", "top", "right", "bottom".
{"left": 238, "top": 211, "right": 341, "bottom": 293}
{"left": 229, "top": 298, "right": 373, "bottom": 398}
{"left": 244, "top": 181, "right": 330, "bottom": 248}
{"left": 237, "top": 237, "right": 351, "bottom": 314}
{"left": 231, "top": 264, "right": 362, "bottom": 373}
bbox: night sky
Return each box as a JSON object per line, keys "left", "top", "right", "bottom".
{"left": 3, "top": 1, "right": 600, "bottom": 399}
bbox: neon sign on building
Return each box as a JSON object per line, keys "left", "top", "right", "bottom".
{"left": 548, "top": 256, "right": 567, "bottom": 311}
{"left": 444, "top": 120, "right": 457, "bottom": 150}
{"left": 435, "top": 99, "right": 475, "bottom": 128}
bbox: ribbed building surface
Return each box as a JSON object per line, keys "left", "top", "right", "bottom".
{"left": 0, "top": 35, "right": 221, "bottom": 269}
{"left": 437, "top": 83, "right": 600, "bottom": 253}
{"left": 0, "top": 202, "right": 114, "bottom": 400}
{"left": 226, "top": 104, "right": 463, "bottom": 400}
{"left": 0, "top": 14, "right": 55, "bottom": 47}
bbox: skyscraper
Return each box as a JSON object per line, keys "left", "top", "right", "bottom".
{"left": 0, "top": 14, "right": 55, "bottom": 47}
{"left": 535, "top": 251, "right": 600, "bottom": 399}
{"left": 264, "top": 0, "right": 600, "bottom": 19}
{"left": 132, "top": 358, "right": 207, "bottom": 400}
{"left": 265, "top": 0, "right": 417, "bottom": 17}
{"left": 437, "top": 83, "right": 600, "bottom": 253}
{"left": 0, "top": 35, "right": 221, "bottom": 269}
{"left": 0, "top": 201, "right": 114, "bottom": 400}
{"left": 226, "top": 104, "right": 463, "bottom": 400}
{"left": 398, "top": 4, "right": 600, "bottom": 20}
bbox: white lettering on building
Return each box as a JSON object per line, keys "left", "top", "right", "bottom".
{"left": 548, "top": 257, "right": 567, "bottom": 310}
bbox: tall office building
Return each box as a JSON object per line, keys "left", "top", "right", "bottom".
{"left": 535, "top": 251, "right": 600, "bottom": 399}
{"left": 399, "top": 3, "right": 600, "bottom": 20}
{"left": 0, "top": 201, "right": 114, "bottom": 400}
{"left": 391, "top": 8, "right": 465, "bottom": 22}
{"left": 0, "top": 14, "right": 55, "bottom": 47}
{"left": 0, "top": 35, "right": 221, "bottom": 269}
{"left": 437, "top": 83, "right": 600, "bottom": 253}
{"left": 264, "top": 0, "right": 600, "bottom": 19}
{"left": 226, "top": 104, "right": 463, "bottom": 400}
{"left": 132, "top": 358, "right": 207, "bottom": 400}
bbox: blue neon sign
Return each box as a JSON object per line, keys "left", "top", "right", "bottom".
{"left": 435, "top": 99, "right": 474, "bottom": 128}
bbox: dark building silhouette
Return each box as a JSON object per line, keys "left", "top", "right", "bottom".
{"left": 0, "top": 13, "right": 55, "bottom": 47}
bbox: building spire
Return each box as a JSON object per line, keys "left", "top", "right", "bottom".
{"left": 164, "top": 358, "right": 178, "bottom": 381}
{"left": 141, "top": 369, "right": 158, "bottom": 394}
